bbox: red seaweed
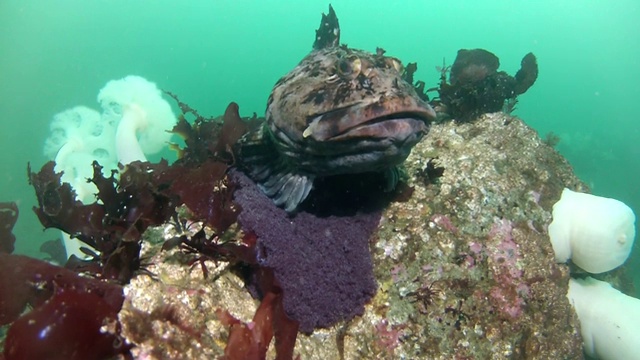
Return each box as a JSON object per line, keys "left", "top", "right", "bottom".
{"left": 28, "top": 160, "right": 178, "bottom": 282}
{"left": 214, "top": 102, "right": 260, "bottom": 162}
{"left": 26, "top": 101, "right": 256, "bottom": 285}
{"left": 0, "top": 197, "right": 129, "bottom": 359}
{"left": 218, "top": 292, "right": 276, "bottom": 360}
{"left": 169, "top": 160, "right": 240, "bottom": 234}
{"left": 169, "top": 225, "right": 301, "bottom": 359}
{"left": 169, "top": 101, "right": 261, "bottom": 166}
{"left": 0, "top": 199, "right": 128, "bottom": 359}
{"left": 217, "top": 274, "right": 299, "bottom": 360}
{"left": 167, "top": 102, "right": 260, "bottom": 233}
{"left": 0, "top": 254, "right": 123, "bottom": 326}
{"left": 4, "top": 287, "right": 129, "bottom": 360}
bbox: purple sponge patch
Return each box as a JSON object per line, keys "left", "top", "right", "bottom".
{"left": 231, "top": 170, "right": 379, "bottom": 333}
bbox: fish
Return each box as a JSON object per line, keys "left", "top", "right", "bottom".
{"left": 237, "top": 5, "right": 436, "bottom": 212}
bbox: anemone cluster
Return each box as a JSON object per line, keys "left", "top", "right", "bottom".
{"left": 42, "top": 76, "right": 177, "bottom": 261}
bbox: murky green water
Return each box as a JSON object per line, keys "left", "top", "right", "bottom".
{"left": 1, "top": 1, "right": 638, "bottom": 290}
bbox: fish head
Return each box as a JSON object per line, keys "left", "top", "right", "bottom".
{"left": 265, "top": 45, "right": 436, "bottom": 174}
{"left": 237, "top": 5, "right": 437, "bottom": 212}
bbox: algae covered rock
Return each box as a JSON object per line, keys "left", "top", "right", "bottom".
{"left": 360, "top": 112, "right": 585, "bottom": 359}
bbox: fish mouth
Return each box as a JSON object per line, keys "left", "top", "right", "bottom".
{"left": 303, "top": 97, "right": 436, "bottom": 142}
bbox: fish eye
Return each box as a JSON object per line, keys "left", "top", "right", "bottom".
{"left": 337, "top": 55, "right": 362, "bottom": 78}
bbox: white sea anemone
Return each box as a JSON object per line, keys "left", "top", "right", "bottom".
{"left": 43, "top": 105, "right": 117, "bottom": 202}
{"left": 97, "top": 75, "right": 176, "bottom": 164}
{"left": 548, "top": 188, "right": 635, "bottom": 273}
{"left": 44, "top": 106, "right": 117, "bottom": 260}
{"left": 568, "top": 277, "right": 640, "bottom": 360}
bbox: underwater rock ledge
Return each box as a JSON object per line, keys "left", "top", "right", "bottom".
{"left": 119, "top": 112, "right": 586, "bottom": 359}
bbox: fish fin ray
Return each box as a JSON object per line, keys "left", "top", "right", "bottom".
{"left": 236, "top": 125, "right": 314, "bottom": 212}
{"left": 313, "top": 5, "right": 340, "bottom": 50}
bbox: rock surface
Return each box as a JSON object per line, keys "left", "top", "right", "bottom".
{"left": 119, "top": 112, "right": 586, "bottom": 359}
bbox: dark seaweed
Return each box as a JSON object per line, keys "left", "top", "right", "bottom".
{"left": 417, "top": 158, "right": 446, "bottom": 185}
{"left": 39, "top": 237, "right": 67, "bottom": 264}
{"left": 437, "top": 49, "right": 538, "bottom": 122}
{"left": 402, "top": 62, "right": 430, "bottom": 102}
{"left": 28, "top": 160, "right": 176, "bottom": 282}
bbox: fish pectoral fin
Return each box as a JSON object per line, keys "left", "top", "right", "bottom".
{"left": 383, "top": 166, "right": 402, "bottom": 192}
{"left": 259, "top": 170, "right": 314, "bottom": 213}
{"left": 236, "top": 125, "right": 314, "bottom": 212}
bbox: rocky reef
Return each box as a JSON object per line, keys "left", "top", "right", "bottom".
{"left": 2, "top": 5, "right": 579, "bottom": 357}
{"left": 114, "top": 111, "right": 586, "bottom": 359}
{"left": 0, "top": 91, "right": 596, "bottom": 360}
{"left": 366, "top": 112, "right": 583, "bottom": 358}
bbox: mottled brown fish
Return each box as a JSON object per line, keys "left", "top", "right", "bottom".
{"left": 238, "top": 5, "right": 436, "bottom": 212}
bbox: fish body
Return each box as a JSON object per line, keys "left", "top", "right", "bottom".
{"left": 238, "top": 6, "right": 435, "bottom": 211}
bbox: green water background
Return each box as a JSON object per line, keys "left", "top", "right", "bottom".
{"left": 1, "top": 1, "right": 638, "bottom": 290}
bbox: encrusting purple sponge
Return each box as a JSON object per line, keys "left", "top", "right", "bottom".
{"left": 231, "top": 170, "right": 379, "bottom": 333}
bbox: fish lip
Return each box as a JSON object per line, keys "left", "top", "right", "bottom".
{"left": 362, "top": 110, "right": 433, "bottom": 125}
{"left": 331, "top": 116, "right": 428, "bottom": 144}
{"left": 304, "top": 99, "right": 436, "bottom": 141}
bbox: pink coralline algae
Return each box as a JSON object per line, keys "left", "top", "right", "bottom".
{"left": 464, "top": 242, "right": 484, "bottom": 268}
{"left": 391, "top": 264, "right": 406, "bottom": 282}
{"left": 374, "top": 319, "right": 405, "bottom": 355}
{"left": 430, "top": 214, "right": 459, "bottom": 234}
{"left": 486, "top": 218, "right": 529, "bottom": 319}
{"left": 529, "top": 190, "right": 541, "bottom": 204}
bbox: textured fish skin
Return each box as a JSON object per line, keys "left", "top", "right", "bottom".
{"left": 237, "top": 5, "right": 436, "bottom": 212}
